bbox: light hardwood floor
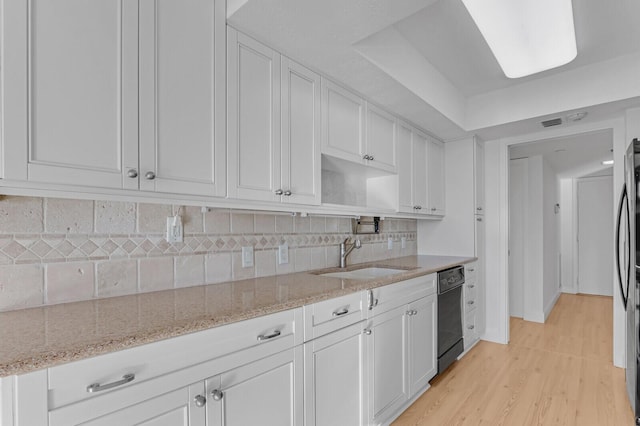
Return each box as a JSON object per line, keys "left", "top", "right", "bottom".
{"left": 393, "top": 294, "right": 635, "bottom": 425}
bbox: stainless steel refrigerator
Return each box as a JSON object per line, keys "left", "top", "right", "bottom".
{"left": 617, "top": 138, "right": 640, "bottom": 425}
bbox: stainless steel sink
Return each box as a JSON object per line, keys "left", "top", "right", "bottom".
{"left": 317, "top": 267, "right": 407, "bottom": 280}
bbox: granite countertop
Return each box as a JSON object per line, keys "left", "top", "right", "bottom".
{"left": 0, "top": 255, "right": 475, "bottom": 377}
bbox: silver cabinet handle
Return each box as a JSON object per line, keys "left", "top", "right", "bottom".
{"left": 369, "top": 155, "right": 374, "bottom": 161}
{"left": 372, "top": 298, "right": 379, "bottom": 308}
{"left": 477, "top": 217, "right": 483, "bottom": 222}
{"left": 469, "top": 285, "right": 475, "bottom": 289}
{"left": 431, "top": 207, "right": 436, "bottom": 211}
{"left": 468, "top": 325, "right": 475, "bottom": 330}
{"left": 468, "top": 268, "right": 475, "bottom": 272}
{"left": 333, "top": 308, "right": 349, "bottom": 317}
{"left": 363, "top": 329, "right": 372, "bottom": 335}
{"left": 127, "top": 169, "right": 138, "bottom": 178}
{"left": 418, "top": 206, "right": 422, "bottom": 210}
{"left": 468, "top": 300, "right": 475, "bottom": 305}
{"left": 406, "top": 309, "right": 418, "bottom": 316}
{"left": 275, "top": 189, "right": 284, "bottom": 195}
{"left": 412, "top": 309, "right": 418, "bottom": 315}
{"left": 283, "top": 190, "right": 292, "bottom": 196}
{"left": 363, "top": 154, "right": 370, "bottom": 160}
{"left": 406, "top": 310, "right": 413, "bottom": 316}
{"left": 194, "top": 395, "right": 207, "bottom": 407}
{"left": 477, "top": 207, "right": 483, "bottom": 211}
{"left": 257, "top": 330, "right": 281, "bottom": 341}
{"left": 211, "top": 389, "right": 224, "bottom": 401}
{"left": 86, "top": 373, "right": 135, "bottom": 393}
{"left": 145, "top": 171, "right": 156, "bottom": 180}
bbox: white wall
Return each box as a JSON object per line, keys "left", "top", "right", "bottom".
{"left": 523, "top": 156, "right": 544, "bottom": 322}
{"left": 559, "top": 178, "right": 577, "bottom": 293}
{"left": 418, "top": 138, "right": 475, "bottom": 256}
{"left": 543, "top": 158, "right": 560, "bottom": 319}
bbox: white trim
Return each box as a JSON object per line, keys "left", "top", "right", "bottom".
{"left": 544, "top": 289, "right": 561, "bottom": 321}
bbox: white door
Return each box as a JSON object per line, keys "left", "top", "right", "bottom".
{"left": 366, "top": 104, "right": 397, "bottom": 172}
{"left": 1, "top": 0, "right": 139, "bottom": 189}
{"left": 281, "top": 57, "right": 321, "bottom": 205}
{"left": 304, "top": 322, "right": 367, "bottom": 426}
{"left": 207, "top": 348, "right": 302, "bottom": 426}
{"left": 397, "top": 122, "right": 414, "bottom": 213}
{"left": 321, "top": 79, "right": 365, "bottom": 164}
{"left": 475, "top": 140, "right": 485, "bottom": 215}
{"left": 227, "top": 28, "right": 281, "bottom": 202}
{"left": 413, "top": 131, "right": 429, "bottom": 214}
{"left": 427, "top": 138, "right": 445, "bottom": 215}
{"left": 407, "top": 294, "right": 437, "bottom": 396}
{"left": 367, "top": 306, "right": 408, "bottom": 425}
{"left": 60, "top": 383, "right": 206, "bottom": 426}
{"left": 509, "top": 158, "right": 528, "bottom": 318}
{"left": 138, "top": 0, "right": 225, "bottom": 197}
{"left": 577, "top": 176, "right": 614, "bottom": 296}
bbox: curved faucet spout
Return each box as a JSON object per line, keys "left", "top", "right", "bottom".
{"left": 339, "top": 238, "right": 361, "bottom": 268}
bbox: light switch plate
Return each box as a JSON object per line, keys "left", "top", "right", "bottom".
{"left": 387, "top": 238, "right": 393, "bottom": 250}
{"left": 242, "top": 246, "right": 254, "bottom": 268}
{"left": 401, "top": 237, "right": 406, "bottom": 249}
{"left": 278, "top": 243, "right": 289, "bottom": 265}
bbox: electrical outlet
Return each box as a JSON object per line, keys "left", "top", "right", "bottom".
{"left": 278, "top": 243, "right": 289, "bottom": 265}
{"left": 241, "top": 246, "right": 254, "bottom": 268}
{"left": 166, "top": 216, "right": 183, "bottom": 243}
{"left": 388, "top": 238, "right": 393, "bottom": 250}
{"left": 401, "top": 237, "right": 406, "bottom": 249}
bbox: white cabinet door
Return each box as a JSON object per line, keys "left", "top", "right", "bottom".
{"left": 427, "top": 138, "right": 445, "bottom": 215}
{"left": 475, "top": 139, "right": 485, "bottom": 215}
{"left": 207, "top": 348, "right": 302, "bottom": 426}
{"left": 304, "top": 321, "right": 368, "bottom": 426}
{"left": 366, "top": 104, "right": 397, "bottom": 173}
{"left": 407, "top": 294, "right": 437, "bottom": 396}
{"left": 227, "top": 28, "right": 281, "bottom": 202}
{"left": 367, "top": 306, "right": 408, "bottom": 425}
{"left": 138, "top": 0, "right": 225, "bottom": 197}
{"left": 281, "top": 57, "right": 321, "bottom": 205}
{"left": 413, "top": 131, "right": 429, "bottom": 214}
{"left": 1, "top": 0, "right": 139, "bottom": 189}
{"left": 321, "top": 79, "right": 365, "bottom": 164}
{"left": 51, "top": 383, "right": 206, "bottom": 426}
{"left": 397, "top": 122, "right": 414, "bottom": 213}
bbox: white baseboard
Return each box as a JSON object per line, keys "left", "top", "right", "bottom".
{"left": 561, "top": 286, "right": 577, "bottom": 294}
{"left": 482, "top": 327, "right": 508, "bottom": 344}
{"left": 544, "top": 290, "right": 561, "bottom": 321}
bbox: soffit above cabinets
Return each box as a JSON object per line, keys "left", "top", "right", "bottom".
{"left": 229, "top": 0, "right": 640, "bottom": 141}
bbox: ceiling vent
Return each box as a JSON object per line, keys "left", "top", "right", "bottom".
{"left": 541, "top": 118, "right": 563, "bottom": 127}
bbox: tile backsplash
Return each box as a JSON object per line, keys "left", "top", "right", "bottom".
{"left": 0, "top": 196, "right": 417, "bottom": 311}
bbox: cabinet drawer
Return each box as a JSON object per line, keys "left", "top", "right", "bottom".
{"left": 304, "top": 291, "right": 366, "bottom": 341}
{"left": 368, "top": 273, "right": 436, "bottom": 318}
{"left": 464, "top": 284, "right": 477, "bottom": 314}
{"left": 48, "top": 308, "right": 300, "bottom": 409}
{"left": 464, "top": 309, "right": 479, "bottom": 347}
{"left": 465, "top": 263, "right": 477, "bottom": 282}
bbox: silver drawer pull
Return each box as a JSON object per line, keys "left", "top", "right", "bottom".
{"left": 194, "top": 395, "right": 207, "bottom": 407}
{"left": 257, "top": 330, "right": 281, "bottom": 341}
{"left": 86, "top": 373, "right": 135, "bottom": 393}
{"left": 468, "top": 325, "right": 475, "bottom": 330}
{"left": 333, "top": 308, "right": 349, "bottom": 317}
{"left": 211, "top": 389, "right": 224, "bottom": 401}
{"left": 363, "top": 329, "right": 372, "bottom": 335}
{"left": 468, "top": 300, "right": 475, "bottom": 305}
{"left": 468, "top": 268, "right": 475, "bottom": 272}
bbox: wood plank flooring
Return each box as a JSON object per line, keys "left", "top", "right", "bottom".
{"left": 392, "top": 294, "right": 635, "bottom": 425}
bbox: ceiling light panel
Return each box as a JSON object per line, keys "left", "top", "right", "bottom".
{"left": 461, "top": 0, "right": 577, "bottom": 78}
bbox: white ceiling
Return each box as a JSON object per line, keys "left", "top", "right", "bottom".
{"left": 509, "top": 129, "right": 613, "bottom": 178}
{"left": 229, "top": 0, "right": 640, "bottom": 141}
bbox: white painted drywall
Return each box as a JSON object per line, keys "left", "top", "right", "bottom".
{"left": 524, "top": 156, "right": 545, "bottom": 323}
{"left": 417, "top": 138, "right": 475, "bottom": 256}
{"left": 560, "top": 178, "right": 577, "bottom": 294}
{"left": 543, "top": 158, "right": 560, "bottom": 319}
{"left": 508, "top": 158, "right": 528, "bottom": 318}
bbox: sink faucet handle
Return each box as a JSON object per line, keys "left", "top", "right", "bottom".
{"left": 355, "top": 239, "right": 361, "bottom": 249}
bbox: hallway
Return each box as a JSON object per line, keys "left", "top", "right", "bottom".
{"left": 393, "top": 294, "right": 634, "bottom": 425}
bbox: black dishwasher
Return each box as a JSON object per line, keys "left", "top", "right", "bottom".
{"left": 436, "top": 265, "right": 465, "bottom": 375}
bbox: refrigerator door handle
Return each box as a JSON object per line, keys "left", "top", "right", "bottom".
{"left": 616, "top": 183, "right": 629, "bottom": 310}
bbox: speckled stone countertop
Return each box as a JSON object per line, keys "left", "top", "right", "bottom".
{"left": 0, "top": 255, "right": 475, "bottom": 377}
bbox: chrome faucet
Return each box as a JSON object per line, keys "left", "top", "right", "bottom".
{"left": 340, "top": 238, "right": 361, "bottom": 268}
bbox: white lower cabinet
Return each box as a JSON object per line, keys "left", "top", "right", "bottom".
{"left": 407, "top": 294, "right": 437, "bottom": 396}
{"left": 304, "top": 321, "right": 368, "bottom": 426}
{"left": 54, "top": 383, "right": 206, "bottom": 426}
{"left": 207, "top": 348, "right": 303, "bottom": 426}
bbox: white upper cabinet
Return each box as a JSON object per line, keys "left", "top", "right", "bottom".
{"left": 365, "top": 104, "right": 397, "bottom": 172}
{"left": 1, "top": 0, "right": 139, "bottom": 189}
{"left": 138, "top": 0, "right": 226, "bottom": 197}
{"left": 228, "top": 29, "right": 320, "bottom": 205}
{"left": 227, "top": 29, "right": 281, "bottom": 202}
{"left": 0, "top": 0, "right": 225, "bottom": 196}
{"left": 281, "top": 57, "right": 321, "bottom": 205}
{"left": 397, "top": 122, "right": 429, "bottom": 215}
{"left": 427, "top": 137, "right": 445, "bottom": 215}
{"left": 321, "top": 79, "right": 365, "bottom": 164}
